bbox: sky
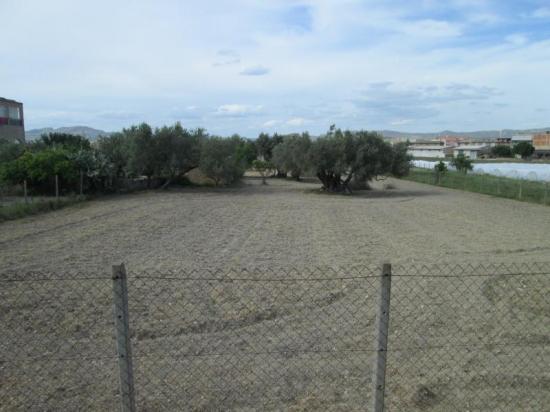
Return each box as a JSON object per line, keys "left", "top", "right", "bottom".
{"left": 2, "top": 0, "right": 550, "bottom": 136}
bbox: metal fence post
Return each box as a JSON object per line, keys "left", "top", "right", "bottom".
{"left": 112, "top": 264, "right": 136, "bottom": 412}
{"left": 372, "top": 263, "right": 392, "bottom": 412}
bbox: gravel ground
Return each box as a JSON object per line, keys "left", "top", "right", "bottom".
{"left": 1, "top": 177, "right": 549, "bottom": 411}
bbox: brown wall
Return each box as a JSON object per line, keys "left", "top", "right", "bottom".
{"left": 533, "top": 133, "right": 550, "bottom": 150}
{"left": 0, "top": 124, "right": 25, "bottom": 143}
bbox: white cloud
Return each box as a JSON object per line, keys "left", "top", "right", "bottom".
{"left": 286, "top": 117, "right": 307, "bottom": 126}
{"left": 2, "top": 0, "right": 550, "bottom": 133}
{"left": 390, "top": 119, "right": 414, "bottom": 126}
{"left": 401, "top": 19, "right": 462, "bottom": 38}
{"left": 532, "top": 8, "right": 550, "bottom": 18}
{"left": 213, "top": 49, "right": 240, "bottom": 66}
{"left": 505, "top": 34, "right": 528, "bottom": 46}
{"left": 466, "top": 12, "right": 503, "bottom": 24}
{"left": 262, "top": 120, "right": 279, "bottom": 128}
{"left": 216, "top": 104, "right": 263, "bottom": 116}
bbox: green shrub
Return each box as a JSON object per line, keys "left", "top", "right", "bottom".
{"left": 491, "top": 145, "right": 513, "bottom": 158}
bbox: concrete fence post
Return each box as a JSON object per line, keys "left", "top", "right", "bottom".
{"left": 112, "top": 264, "right": 136, "bottom": 412}
{"left": 518, "top": 179, "right": 523, "bottom": 200}
{"left": 372, "top": 263, "right": 392, "bottom": 412}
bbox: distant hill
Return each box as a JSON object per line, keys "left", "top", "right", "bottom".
{"left": 379, "top": 127, "right": 550, "bottom": 141}
{"left": 26, "top": 126, "right": 110, "bottom": 141}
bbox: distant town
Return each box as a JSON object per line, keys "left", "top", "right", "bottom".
{"left": 2, "top": 96, "right": 549, "bottom": 163}
{"left": 405, "top": 133, "right": 550, "bottom": 160}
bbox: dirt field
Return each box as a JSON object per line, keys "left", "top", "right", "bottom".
{"left": 1, "top": 178, "right": 549, "bottom": 411}
{"left": 1, "top": 177, "right": 550, "bottom": 273}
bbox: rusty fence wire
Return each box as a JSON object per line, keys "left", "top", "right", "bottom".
{"left": 1, "top": 263, "right": 549, "bottom": 411}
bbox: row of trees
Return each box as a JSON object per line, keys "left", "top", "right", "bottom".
{"left": 1, "top": 124, "right": 411, "bottom": 195}
{"left": 0, "top": 123, "right": 257, "bottom": 193}
{"left": 490, "top": 141, "right": 535, "bottom": 159}
{"left": 253, "top": 126, "right": 410, "bottom": 192}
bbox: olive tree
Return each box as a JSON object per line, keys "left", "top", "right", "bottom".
{"left": 271, "top": 133, "right": 311, "bottom": 180}
{"left": 155, "top": 123, "right": 204, "bottom": 186}
{"left": 199, "top": 136, "right": 246, "bottom": 186}
{"left": 255, "top": 132, "right": 282, "bottom": 161}
{"left": 126, "top": 123, "right": 157, "bottom": 185}
{"left": 309, "top": 128, "right": 410, "bottom": 193}
{"left": 96, "top": 132, "right": 130, "bottom": 179}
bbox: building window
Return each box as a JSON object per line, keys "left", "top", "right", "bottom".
{"left": 8, "top": 106, "right": 20, "bottom": 120}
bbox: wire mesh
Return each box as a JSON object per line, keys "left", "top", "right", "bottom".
{"left": 0, "top": 271, "right": 119, "bottom": 411}
{"left": 127, "top": 267, "right": 380, "bottom": 410}
{"left": 0, "top": 263, "right": 548, "bottom": 411}
{"left": 385, "top": 263, "right": 550, "bottom": 411}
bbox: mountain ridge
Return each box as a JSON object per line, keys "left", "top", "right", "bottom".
{"left": 25, "top": 126, "right": 110, "bottom": 140}
{"left": 24, "top": 125, "right": 550, "bottom": 141}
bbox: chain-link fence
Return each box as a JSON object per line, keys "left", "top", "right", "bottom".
{"left": 386, "top": 263, "right": 550, "bottom": 411}
{"left": 1, "top": 263, "right": 549, "bottom": 411}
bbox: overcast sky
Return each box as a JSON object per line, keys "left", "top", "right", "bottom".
{"left": 2, "top": 0, "right": 550, "bottom": 136}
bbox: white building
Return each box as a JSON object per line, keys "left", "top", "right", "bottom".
{"left": 511, "top": 134, "right": 533, "bottom": 144}
{"left": 407, "top": 144, "right": 453, "bottom": 158}
{"left": 453, "top": 145, "right": 490, "bottom": 160}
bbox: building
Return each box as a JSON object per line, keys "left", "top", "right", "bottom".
{"left": 436, "top": 135, "right": 466, "bottom": 147}
{"left": 0, "top": 97, "right": 25, "bottom": 143}
{"left": 495, "top": 137, "right": 512, "bottom": 145}
{"left": 407, "top": 141, "right": 454, "bottom": 158}
{"left": 511, "top": 134, "right": 533, "bottom": 144}
{"left": 453, "top": 145, "right": 490, "bottom": 160}
{"left": 533, "top": 131, "right": 550, "bottom": 158}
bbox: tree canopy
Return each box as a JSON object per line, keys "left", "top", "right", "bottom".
{"left": 490, "top": 145, "right": 512, "bottom": 158}
{"left": 450, "top": 153, "right": 474, "bottom": 174}
{"left": 308, "top": 128, "right": 410, "bottom": 193}
{"left": 271, "top": 133, "right": 311, "bottom": 180}
{"left": 512, "top": 141, "right": 535, "bottom": 159}
{"left": 199, "top": 136, "right": 247, "bottom": 186}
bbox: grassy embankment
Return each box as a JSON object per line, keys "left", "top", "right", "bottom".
{"left": 402, "top": 168, "right": 550, "bottom": 206}
{"left": 0, "top": 196, "right": 86, "bottom": 223}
